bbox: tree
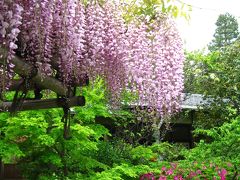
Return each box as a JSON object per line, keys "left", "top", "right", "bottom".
{"left": 122, "top": 0, "right": 191, "bottom": 23}
{"left": 208, "top": 13, "right": 239, "bottom": 51}
{"left": 185, "top": 39, "right": 240, "bottom": 129}
{"left": 0, "top": 0, "right": 184, "bottom": 117}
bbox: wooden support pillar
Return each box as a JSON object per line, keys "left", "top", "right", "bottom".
{"left": 189, "top": 110, "right": 195, "bottom": 148}
{"left": 0, "top": 158, "right": 4, "bottom": 179}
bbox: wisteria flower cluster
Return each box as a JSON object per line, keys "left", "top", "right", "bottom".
{"left": 0, "top": 0, "right": 23, "bottom": 90}
{"left": 0, "top": 0, "right": 184, "bottom": 116}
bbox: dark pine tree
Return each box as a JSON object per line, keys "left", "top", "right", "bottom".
{"left": 208, "top": 13, "right": 239, "bottom": 51}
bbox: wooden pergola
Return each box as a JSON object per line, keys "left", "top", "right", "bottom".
{"left": 0, "top": 47, "right": 86, "bottom": 112}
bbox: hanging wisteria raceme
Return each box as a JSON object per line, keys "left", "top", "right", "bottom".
{"left": 0, "top": 0, "right": 23, "bottom": 92}
{"left": 0, "top": 0, "right": 184, "bottom": 116}
{"left": 122, "top": 16, "right": 184, "bottom": 115}
{"left": 83, "top": 2, "right": 184, "bottom": 114}
{"left": 52, "top": 0, "right": 86, "bottom": 85}
{"left": 18, "top": 0, "right": 86, "bottom": 84}
{"left": 84, "top": 1, "right": 127, "bottom": 105}
{"left": 18, "top": 0, "right": 54, "bottom": 75}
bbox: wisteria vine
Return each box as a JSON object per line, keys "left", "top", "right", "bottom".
{"left": 0, "top": 0, "right": 184, "bottom": 116}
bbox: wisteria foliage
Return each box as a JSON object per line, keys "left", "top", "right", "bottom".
{"left": 0, "top": 0, "right": 184, "bottom": 116}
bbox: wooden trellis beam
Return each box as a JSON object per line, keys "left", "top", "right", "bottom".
{"left": 0, "top": 96, "right": 85, "bottom": 112}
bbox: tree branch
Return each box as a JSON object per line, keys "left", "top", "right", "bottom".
{"left": 0, "top": 48, "right": 68, "bottom": 96}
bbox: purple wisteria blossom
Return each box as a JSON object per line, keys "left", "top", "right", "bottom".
{"left": 0, "top": 1, "right": 23, "bottom": 91}
{"left": 0, "top": 0, "right": 184, "bottom": 116}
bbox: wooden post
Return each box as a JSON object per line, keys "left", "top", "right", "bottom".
{"left": 189, "top": 110, "right": 195, "bottom": 148}
{"left": 0, "top": 158, "right": 4, "bottom": 179}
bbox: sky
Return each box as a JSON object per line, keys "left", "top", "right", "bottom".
{"left": 176, "top": 0, "right": 240, "bottom": 51}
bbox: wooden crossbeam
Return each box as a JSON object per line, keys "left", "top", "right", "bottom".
{"left": 0, "top": 96, "right": 85, "bottom": 112}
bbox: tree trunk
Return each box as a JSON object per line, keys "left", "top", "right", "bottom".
{"left": 0, "top": 48, "right": 68, "bottom": 96}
